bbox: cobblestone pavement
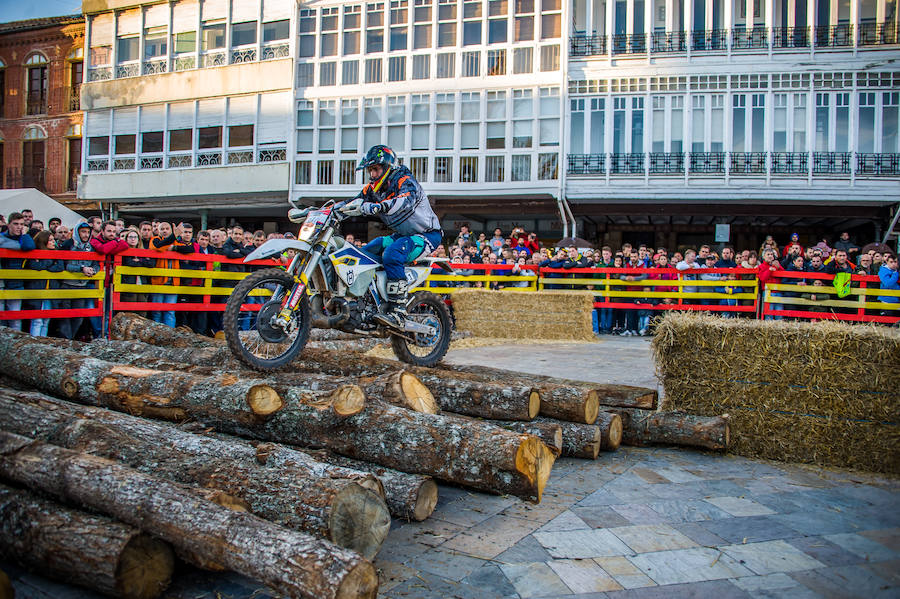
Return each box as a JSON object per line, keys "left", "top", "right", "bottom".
{"left": 5, "top": 339, "right": 899, "bottom": 599}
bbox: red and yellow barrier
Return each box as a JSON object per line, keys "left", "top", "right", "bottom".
{"left": 763, "top": 270, "right": 900, "bottom": 324}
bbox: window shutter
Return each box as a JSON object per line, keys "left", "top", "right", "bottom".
{"left": 117, "top": 9, "right": 142, "bottom": 36}
{"left": 85, "top": 110, "right": 111, "bottom": 137}
{"left": 202, "top": 0, "right": 227, "bottom": 21}
{"left": 90, "top": 13, "right": 114, "bottom": 46}
{"left": 227, "top": 95, "right": 257, "bottom": 126}
{"left": 113, "top": 107, "right": 138, "bottom": 135}
{"left": 257, "top": 92, "right": 289, "bottom": 143}
{"left": 231, "top": 0, "right": 259, "bottom": 22}
{"left": 197, "top": 98, "right": 225, "bottom": 127}
{"left": 140, "top": 105, "right": 166, "bottom": 131}
{"left": 168, "top": 101, "right": 195, "bottom": 130}
{"left": 144, "top": 3, "right": 169, "bottom": 28}
{"left": 262, "top": 0, "right": 291, "bottom": 22}
{"left": 173, "top": 1, "right": 199, "bottom": 32}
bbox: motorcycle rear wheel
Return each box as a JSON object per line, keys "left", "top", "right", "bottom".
{"left": 224, "top": 268, "right": 311, "bottom": 371}
{"left": 390, "top": 291, "right": 452, "bottom": 367}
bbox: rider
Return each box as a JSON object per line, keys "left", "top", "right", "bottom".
{"left": 339, "top": 144, "right": 443, "bottom": 329}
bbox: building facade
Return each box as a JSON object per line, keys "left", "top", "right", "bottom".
{"left": 78, "top": 0, "right": 295, "bottom": 227}
{"left": 76, "top": 0, "right": 900, "bottom": 245}
{"left": 0, "top": 16, "right": 85, "bottom": 209}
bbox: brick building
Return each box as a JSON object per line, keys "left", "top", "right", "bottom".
{"left": 0, "top": 15, "right": 86, "bottom": 210}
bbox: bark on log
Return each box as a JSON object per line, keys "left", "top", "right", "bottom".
{"left": 306, "top": 450, "right": 438, "bottom": 522}
{"left": 307, "top": 339, "right": 386, "bottom": 353}
{"left": 0, "top": 389, "right": 390, "bottom": 559}
{"left": 57, "top": 335, "right": 541, "bottom": 422}
{"left": 0, "top": 482, "right": 175, "bottom": 599}
{"left": 608, "top": 409, "right": 730, "bottom": 451}
{"left": 537, "top": 384, "right": 600, "bottom": 425}
{"left": 211, "top": 398, "right": 555, "bottom": 502}
{"left": 109, "top": 314, "right": 220, "bottom": 349}
{"left": 492, "top": 421, "right": 563, "bottom": 456}
{"left": 310, "top": 329, "right": 387, "bottom": 342}
{"left": 590, "top": 384, "right": 658, "bottom": 410}
{"left": 0, "top": 431, "right": 378, "bottom": 599}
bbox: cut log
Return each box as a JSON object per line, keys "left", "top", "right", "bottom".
{"left": 306, "top": 450, "right": 438, "bottom": 522}
{"left": 310, "top": 329, "right": 386, "bottom": 342}
{"left": 0, "top": 431, "right": 378, "bottom": 599}
{"left": 608, "top": 409, "right": 730, "bottom": 451}
{"left": 593, "top": 412, "right": 623, "bottom": 451}
{"left": 493, "top": 421, "right": 563, "bottom": 456}
{"left": 356, "top": 371, "right": 438, "bottom": 414}
{"left": 109, "top": 313, "right": 220, "bottom": 348}
{"left": 0, "top": 482, "right": 174, "bottom": 599}
{"left": 0, "top": 388, "right": 390, "bottom": 559}
{"left": 535, "top": 418, "right": 602, "bottom": 459}
{"left": 66, "top": 333, "right": 543, "bottom": 422}
{"left": 307, "top": 339, "right": 385, "bottom": 353}
{"left": 590, "top": 384, "right": 658, "bottom": 410}
{"left": 537, "top": 384, "right": 600, "bottom": 425}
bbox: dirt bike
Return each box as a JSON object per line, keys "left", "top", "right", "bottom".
{"left": 223, "top": 200, "right": 454, "bottom": 371}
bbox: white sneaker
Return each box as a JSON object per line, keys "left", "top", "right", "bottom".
{"left": 639, "top": 328, "right": 649, "bottom": 336}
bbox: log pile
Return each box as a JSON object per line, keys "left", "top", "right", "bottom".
{"left": 0, "top": 313, "right": 732, "bottom": 598}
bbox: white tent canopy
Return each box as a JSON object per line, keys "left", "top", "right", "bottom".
{"left": 0, "top": 189, "right": 84, "bottom": 229}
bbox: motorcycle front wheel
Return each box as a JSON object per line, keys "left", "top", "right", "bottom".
{"left": 390, "top": 291, "right": 452, "bottom": 367}
{"left": 223, "top": 268, "right": 311, "bottom": 371}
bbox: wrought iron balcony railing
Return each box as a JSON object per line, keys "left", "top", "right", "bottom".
{"left": 570, "top": 33, "right": 608, "bottom": 56}
{"left": 691, "top": 29, "right": 728, "bottom": 51}
{"left": 771, "top": 152, "right": 809, "bottom": 175}
{"left": 773, "top": 26, "right": 810, "bottom": 48}
{"left": 732, "top": 28, "right": 768, "bottom": 49}
{"left": 856, "top": 153, "right": 900, "bottom": 176}
{"left": 650, "top": 31, "right": 687, "bottom": 52}
{"left": 611, "top": 33, "right": 647, "bottom": 55}
{"left": 812, "top": 152, "right": 852, "bottom": 175}
{"left": 610, "top": 153, "right": 645, "bottom": 174}
{"left": 814, "top": 24, "right": 853, "bottom": 47}
{"left": 858, "top": 22, "right": 899, "bottom": 45}
{"left": 567, "top": 154, "right": 607, "bottom": 175}
{"left": 730, "top": 152, "right": 767, "bottom": 174}
{"left": 649, "top": 152, "right": 685, "bottom": 174}
{"left": 689, "top": 152, "right": 727, "bottom": 174}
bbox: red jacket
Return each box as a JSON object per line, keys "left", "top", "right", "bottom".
{"left": 757, "top": 261, "right": 782, "bottom": 291}
{"left": 90, "top": 235, "right": 130, "bottom": 285}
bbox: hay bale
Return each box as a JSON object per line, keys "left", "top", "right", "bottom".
{"left": 450, "top": 290, "right": 595, "bottom": 341}
{"left": 652, "top": 313, "right": 900, "bottom": 473}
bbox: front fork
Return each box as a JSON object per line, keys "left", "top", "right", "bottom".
{"left": 274, "top": 234, "right": 332, "bottom": 327}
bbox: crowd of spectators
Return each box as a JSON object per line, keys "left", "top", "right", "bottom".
{"left": 0, "top": 209, "right": 898, "bottom": 340}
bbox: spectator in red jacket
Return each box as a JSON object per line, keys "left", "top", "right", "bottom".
{"left": 759, "top": 248, "right": 784, "bottom": 320}
{"left": 90, "top": 220, "right": 130, "bottom": 256}
{"left": 523, "top": 232, "right": 540, "bottom": 255}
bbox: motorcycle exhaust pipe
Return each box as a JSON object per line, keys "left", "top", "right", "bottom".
{"left": 311, "top": 296, "right": 350, "bottom": 329}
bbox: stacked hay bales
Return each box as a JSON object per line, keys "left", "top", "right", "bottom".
{"left": 652, "top": 313, "right": 900, "bottom": 474}
{"left": 450, "top": 289, "right": 595, "bottom": 341}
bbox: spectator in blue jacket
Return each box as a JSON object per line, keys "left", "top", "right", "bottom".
{"left": 0, "top": 212, "right": 36, "bottom": 330}
{"left": 878, "top": 255, "right": 899, "bottom": 316}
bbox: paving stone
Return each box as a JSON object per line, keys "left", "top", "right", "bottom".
{"left": 500, "top": 496, "right": 569, "bottom": 523}
{"left": 610, "top": 524, "right": 698, "bottom": 553}
{"left": 720, "top": 540, "right": 825, "bottom": 575}
{"left": 461, "top": 564, "right": 519, "bottom": 598}
{"left": 859, "top": 528, "right": 900, "bottom": 552}
{"left": 373, "top": 559, "right": 418, "bottom": 593}
{"left": 833, "top": 485, "right": 899, "bottom": 508}
{"left": 611, "top": 504, "right": 669, "bottom": 525}
{"left": 594, "top": 557, "right": 657, "bottom": 589}
{"left": 653, "top": 468, "right": 704, "bottom": 483}
{"left": 572, "top": 505, "right": 633, "bottom": 529}
{"left": 435, "top": 484, "right": 473, "bottom": 506}
{"left": 384, "top": 570, "right": 500, "bottom": 599}
{"left": 737, "top": 478, "right": 783, "bottom": 496}
{"left": 389, "top": 518, "right": 465, "bottom": 548}
{"left": 605, "top": 579, "right": 752, "bottom": 599}
{"left": 408, "top": 546, "right": 488, "bottom": 581}
{"left": 500, "top": 562, "right": 572, "bottom": 598}
{"left": 694, "top": 480, "right": 751, "bottom": 498}
{"left": 633, "top": 467, "right": 672, "bottom": 484}
{"left": 731, "top": 572, "right": 807, "bottom": 592}
{"left": 376, "top": 536, "right": 432, "bottom": 565}
{"left": 790, "top": 565, "right": 897, "bottom": 599}
{"left": 823, "top": 533, "right": 898, "bottom": 562}
{"left": 646, "top": 483, "right": 708, "bottom": 501}
{"left": 536, "top": 509, "right": 591, "bottom": 532}
{"left": 770, "top": 511, "right": 862, "bottom": 536}
{"left": 492, "top": 534, "right": 555, "bottom": 564}
{"left": 626, "top": 547, "right": 753, "bottom": 585}
{"left": 671, "top": 522, "right": 730, "bottom": 548}
{"left": 700, "top": 516, "right": 801, "bottom": 544}
{"left": 786, "top": 536, "right": 868, "bottom": 567}
{"left": 865, "top": 558, "right": 900, "bottom": 586}
{"left": 442, "top": 514, "right": 539, "bottom": 559}
{"left": 745, "top": 493, "right": 807, "bottom": 514}
{"left": 647, "top": 499, "right": 731, "bottom": 523}
{"left": 548, "top": 558, "right": 623, "bottom": 593}
{"left": 795, "top": 489, "right": 871, "bottom": 512}
{"left": 432, "top": 501, "right": 504, "bottom": 528}
{"left": 704, "top": 496, "right": 776, "bottom": 517}
{"left": 533, "top": 528, "right": 632, "bottom": 559}
{"left": 578, "top": 489, "right": 624, "bottom": 507}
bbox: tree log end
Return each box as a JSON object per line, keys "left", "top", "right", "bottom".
{"left": 515, "top": 437, "right": 556, "bottom": 503}
{"left": 550, "top": 427, "right": 563, "bottom": 455}
{"left": 399, "top": 372, "right": 439, "bottom": 414}
{"left": 335, "top": 561, "right": 379, "bottom": 599}
{"left": 204, "top": 490, "right": 251, "bottom": 513}
{"left": 61, "top": 376, "right": 79, "bottom": 398}
{"left": 602, "top": 414, "right": 622, "bottom": 451}
{"left": 329, "top": 484, "right": 391, "bottom": 560}
{"left": 413, "top": 479, "right": 439, "bottom": 521}
{"left": 246, "top": 385, "right": 283, "bottom": 416}
{"left": 723, "top": 414, "right": 731, "bottom": 449}
{"left": 331, "top": 385, "right": 367, "bottom": 416}
{"left": 115, "top": 534, "right": 175, "bottom": 599}
{"left": 584, "top": 391, "right": 600, "bottom": 425}
{"left": 528, "top": 390, "right": 541, "bottom": 420}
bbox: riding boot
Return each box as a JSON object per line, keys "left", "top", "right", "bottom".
{"left": 373, "top": 279, "right": 409, "bottom": 329}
